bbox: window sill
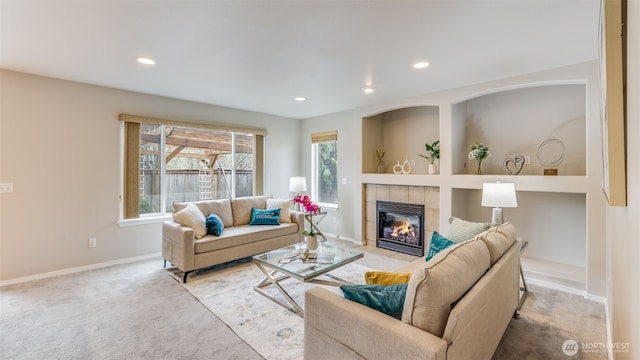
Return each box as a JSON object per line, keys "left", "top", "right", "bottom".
{"left": 117, "top": 214, "right": 172, "bottom": 227}
{"left": 317, "top": 203, "right": 338, "bottom": 211}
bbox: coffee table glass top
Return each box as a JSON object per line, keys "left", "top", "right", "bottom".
{"left": 252, "top": 242, "right": 364, "bottom": 281}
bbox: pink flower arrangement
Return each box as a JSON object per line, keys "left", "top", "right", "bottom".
{"left": 293, "top": 195, "right": 321, "bottom": 237}
{"left": 293, "top": 195, "right": 321, "bottom": 214}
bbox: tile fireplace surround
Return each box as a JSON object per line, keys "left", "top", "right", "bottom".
{"left": 364, "top": 184, "right": 440, "bottom": 247}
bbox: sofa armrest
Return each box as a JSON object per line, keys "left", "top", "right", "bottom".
{"left": 304, "top": 287, "right": 447, "bottom": 360}
{"left": 162, "top": 220, "right": 196, "bottom": 272}
{"left": 290, "top": 211, "right": 305, "bottom": 242}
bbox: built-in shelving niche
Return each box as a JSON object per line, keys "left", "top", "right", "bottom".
{"left": 360, "top": 83, "right": 591, "bottom": 293}
{"left": 452, "top": 84, "right": 586, "bottom": 176}
{"left": 452, "top": 188, "right": 587, "bottom": 290}
{"left": 362, "top": 106, "right": 439, "bottom": 175}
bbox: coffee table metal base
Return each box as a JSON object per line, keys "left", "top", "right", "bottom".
{"left": 253, "top": 262, "right": 353, "bottom": 317}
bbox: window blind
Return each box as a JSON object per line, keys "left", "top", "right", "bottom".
{"left": 311, "top": 130, "right": 338, "bottom": 143}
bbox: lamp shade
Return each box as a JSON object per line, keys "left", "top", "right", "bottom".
{"left": 288, "top": 177, "right": 307, "bottom": 192}
{"left": 481, "top": 182, "right": 518, "bottom": 208}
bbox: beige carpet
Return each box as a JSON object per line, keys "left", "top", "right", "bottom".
{"left": 0, "top": 258, "right": 262, "bottom": 360}
{"left": 494, "top": 284, "right": 608, "bottom": 360}
{"left": 169, "top": 259, "right": 371, "bottom": 360}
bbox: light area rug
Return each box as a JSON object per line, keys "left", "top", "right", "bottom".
{"left": 171, "top": 260, "right": 372, "bottom": 360}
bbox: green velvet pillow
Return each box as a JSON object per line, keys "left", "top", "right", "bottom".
{"left": 446, "top": 217, "right": 491, "bottom": 243}
{"left": 340, "top": 284, "right": 408, "bottom": 319}
{"left": 249, "top": 208, "right": 281, "bottom": 225}
{"left": 426, "top": 231, "right": 456, "bottom": 261}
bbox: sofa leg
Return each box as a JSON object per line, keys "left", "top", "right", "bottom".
{"left": 513, "top": 310, "right": 520, "bottom": 319}
{"left": 183, "top": 271, "right": 192, "bottom": 283}
{"left": 163, "top": 259, "right": 167, "bottom": 268}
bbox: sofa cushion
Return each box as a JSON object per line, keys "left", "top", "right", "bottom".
{"left": 446, "top": 217, "right": 492, "bottom": 243}
{"left": 249, "top": 208, "right": 281, "bottom": 225}
{"left": 401, "top": 238, "right": 491, "bottom": 337}
{"left": 173, "top": 203, "right": 207, "bottom": 239}
{"left": 266, "top": 198, "right": 293, "bottom": 223}
{"left": 231, "top": 196, "right": 271, "bottom": 226}
{"left": 205, "top": 213, "right": 224, "bottom": 236}
{"left": 194, "top": 223, "right": 298, "bottom": 253}
{"left": 478, "top": 222, "right": 517, "bottom": 265}
{"left": 341, "top": 284, "right": 408, "bottom": 320}
{"left": 174, "top": 199, "right": 233, "bottom": 228}
{"left": 365, "top": 271, "right": 412, "bottom": 285}
{"left": 426, "top": 231, "right": 456, "bottom": 261}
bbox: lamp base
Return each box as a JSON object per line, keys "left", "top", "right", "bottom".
{"left": 491, "top": 207, "right": 504, "bottom": 227}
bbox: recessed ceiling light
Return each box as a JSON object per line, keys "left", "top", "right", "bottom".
{"left": 413, "top": 62, "right": 430, "bottom": 69}
{"left": 362, "top": 86, "right": 375, "bottom": 94}
{"left": 137, "top": 57, "right": 156, "bottom": 65}
{"left": 295, "top": 97, "right": 306, "bottom": 102}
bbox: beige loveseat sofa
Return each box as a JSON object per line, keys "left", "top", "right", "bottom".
{"left": 304, "top": 222, "right": 520, "bottom": 360}
{"left": 163, "top": 195, "right": 304, "bottom": 282}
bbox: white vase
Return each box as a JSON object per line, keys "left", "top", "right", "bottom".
{"left": 428, "top": 163, "right": 437, "bottom": 174}
{"left": 306, "top": 235, "right": 318, "bottom": 250}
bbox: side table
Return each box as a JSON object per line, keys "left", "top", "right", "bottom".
{"left": 519, "top": 240, "right": 529, "bottom": 310}
{"left": 304, "top": 211, "right": 327, "bottom": 241}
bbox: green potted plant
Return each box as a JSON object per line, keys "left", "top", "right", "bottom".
{"left": 419, "top": 140, "right": 440, "bottom": 174}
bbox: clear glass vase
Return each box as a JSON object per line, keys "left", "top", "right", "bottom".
{"left": 377, "top": 161, "right": 384, "bottom": 173}
{"left": 475, "top": 159, "right": 484, "bottom": 175}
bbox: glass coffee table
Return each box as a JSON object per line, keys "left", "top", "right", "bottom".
{"left": 252, "top": 242, "right": 364, "bottom": 317}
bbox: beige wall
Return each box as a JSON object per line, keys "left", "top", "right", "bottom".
{"left": 0, "top": 70, "right": 300, "bottom": 281}
{"left": 607, "top": 1, "right": 640, "bottom": 358}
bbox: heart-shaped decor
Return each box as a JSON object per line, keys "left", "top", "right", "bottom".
{"left": 503, "top": 155, "right": 525, "bottom": 175}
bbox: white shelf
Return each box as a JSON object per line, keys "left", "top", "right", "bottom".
{"left": 521, "top": 256, "right": 586, "bottom": 291}
{"left": 361, "top": 173, "right": 589, "bottom": 194}
{"left": 361, "top": 173, "right": 441, "bottom": 187}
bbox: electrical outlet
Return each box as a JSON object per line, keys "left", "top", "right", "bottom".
{"left": 89, "top": 238, "right": 97, "bottom": 248}
{"left": 524, "top": 156, "right": 531, "bottom": 165}
{"left": 411, "top": 159, "right": 416, "bottom": 166}
{"left": 341, "top": 178, "right": 347, "bottom": 185}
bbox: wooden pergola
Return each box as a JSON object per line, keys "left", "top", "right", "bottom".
{"left": 140, "top": 125, "right": 255, "bottom": 199}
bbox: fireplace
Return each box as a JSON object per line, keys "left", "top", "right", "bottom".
{"left": 376, "top": 201, "right": 425, "bottom": 256}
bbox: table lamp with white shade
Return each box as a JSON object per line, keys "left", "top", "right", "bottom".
{"left": 289, "top": 176, "right": 307, "bottom": 211}
{"left": 481, "top": 181, "right": 518, "bottom": 226}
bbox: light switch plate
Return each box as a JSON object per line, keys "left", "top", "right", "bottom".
{"left": 0, "top": 183, "right": 13, "bottom": 193}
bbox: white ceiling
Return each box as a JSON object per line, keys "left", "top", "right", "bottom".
{"left": 0, "top": 1, "right": 600, "bottom": 120}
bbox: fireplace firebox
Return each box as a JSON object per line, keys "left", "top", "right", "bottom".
{"left": 376, "top": 201, "right": 425, "bottom": 256}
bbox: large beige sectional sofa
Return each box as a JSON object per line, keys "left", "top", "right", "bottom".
{"left": 304, "top": 222, "right": 520, "bottom": 360}
{"left": 163, "top": 195, "right": 304, "bottom": 282}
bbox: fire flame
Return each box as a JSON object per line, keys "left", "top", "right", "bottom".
{"left": 390, "top": 218, "right": 412, "bottom": 238}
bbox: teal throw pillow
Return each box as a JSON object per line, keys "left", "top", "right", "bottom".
{"left": 340, "top": 284, "right": 408, "bottom": 319}
{"left": 249, "top": 208, "right": 281, "bottom": 225}
{"left": 446, "top": 217, "right": 491, "bottom": 243}
{"left": 205, "top": 213, "right": 224, "bottom": 236}
{"left": 426, "top": 231, "right": 455, "bottom": 261}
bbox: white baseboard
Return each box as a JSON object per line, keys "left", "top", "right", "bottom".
{"left": 322, "top": 232, "right": 358, "bottom": 244}
{"left": 525, "top": 277, "right": 607, "bottom": 304}
{"left": 605, "top": 297, "right": 613, "bottom": 360}
{"left": 0, "top": 252, "right": 162, "bottom": 288}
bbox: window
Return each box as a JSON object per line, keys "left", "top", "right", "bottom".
{"left": 311, "top": 131, "right": 338, "bottom": 206}
{"left": 121, "top": 114, "right": 265, "bottom": 219}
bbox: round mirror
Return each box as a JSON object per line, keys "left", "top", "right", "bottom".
{"left": 537, "top": 138, "right": 565, "bottom": 167}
